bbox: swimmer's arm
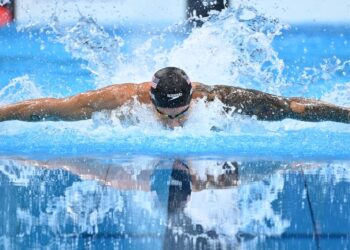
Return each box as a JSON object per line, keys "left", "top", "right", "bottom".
{"left": 196, "top": 84, "right": 350, "bottom": 123}
{"left": 208, "top": 85, "right": 292, "bottom": 120}
{"left": 0, "top": 83, "right": 150, "bottom": 122}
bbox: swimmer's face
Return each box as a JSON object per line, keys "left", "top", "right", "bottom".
{"left": 155, "top": 105, "right": 190, "bottom": 128}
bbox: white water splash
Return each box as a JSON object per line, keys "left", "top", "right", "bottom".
{"left": 50, "top": 15, "right": 125, "bottom": 85}
{"left": 301, "top": 57, "right": 350, "bottom": 85}
{"left": 89, "top": 98, "right": 263, "bottom": 137}
{"left": 88, "top": 97, "right": 349, "bottom": 137}
{"left": 322, "top": 82, "right": 350, "bottom": 106}
{"left": 44, "top": 5, "right": 350, "bottom": 104}
{"left": 46, "top": 6, "right": 286, "bottom": 93}
{"left": 0, "top": 75, "right": 42, "bottom": 105}
{"left": 160, "top": 8, "right": 286, "bottom": 94}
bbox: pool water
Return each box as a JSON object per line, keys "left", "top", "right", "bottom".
{"left": 1, "top": 156, "right": 350, "bottom": 249}
{"left": 0, "top": 6, "right": 350, "bottom": 249}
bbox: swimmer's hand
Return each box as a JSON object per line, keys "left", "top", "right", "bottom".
{"left": 0, "top": 83, "right": 151, "bottom": 122}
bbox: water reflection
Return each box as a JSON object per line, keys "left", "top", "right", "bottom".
{"left": 0, "top": 157, "right": 350, "bottom": 249}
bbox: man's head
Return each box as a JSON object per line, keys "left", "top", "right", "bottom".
{"left": 150, "top": 67, "right": 192, "bottom": 116}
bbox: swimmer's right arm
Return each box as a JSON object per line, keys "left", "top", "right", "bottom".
{"left": 0, "top": 83, "right": 150, "bottom": 122}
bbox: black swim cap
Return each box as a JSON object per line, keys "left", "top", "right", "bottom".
{"left": 150, "top": 67, "right": 192, "bottom": 108}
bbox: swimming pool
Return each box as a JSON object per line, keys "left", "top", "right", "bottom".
{"left": 0, "top": 6, "right": 350, "bottom": 249}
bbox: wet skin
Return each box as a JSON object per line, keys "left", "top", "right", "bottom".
{"left": 0, "top": 82, "right": 349, "bottom": 125}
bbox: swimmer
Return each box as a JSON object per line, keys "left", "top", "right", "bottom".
{"left": 0, "top": 66, "right": 349, "bottom": 128}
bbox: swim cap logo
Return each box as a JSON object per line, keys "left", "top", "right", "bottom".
{"left": 167, "top": 93, "right": 183, "bottom": 101}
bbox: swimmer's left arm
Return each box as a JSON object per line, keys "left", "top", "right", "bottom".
{"left": 194, "top": 83, "right": 350, "bottom": 123}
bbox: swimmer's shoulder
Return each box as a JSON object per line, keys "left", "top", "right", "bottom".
{"left": 192, "top": 82, "right": 241, "bottom": 101}
{"left": 192, "top": 82, "right": 214, "bottom": 100}
{"left": 105, "top": 82, "right": 152, "bottom": 104}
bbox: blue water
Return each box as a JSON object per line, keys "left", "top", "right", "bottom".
{"left": 1, "top": 156, "right": 350, "bottom": 249}
{"left": 0, "top": 15, "right": 350, "bottom": 159}
{"left": 1, "top": 7, "right": 350, "bottom": 249}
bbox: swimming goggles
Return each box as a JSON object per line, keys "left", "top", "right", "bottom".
{"left": 155, "top": 106, "right": 190, "bottom": 119}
